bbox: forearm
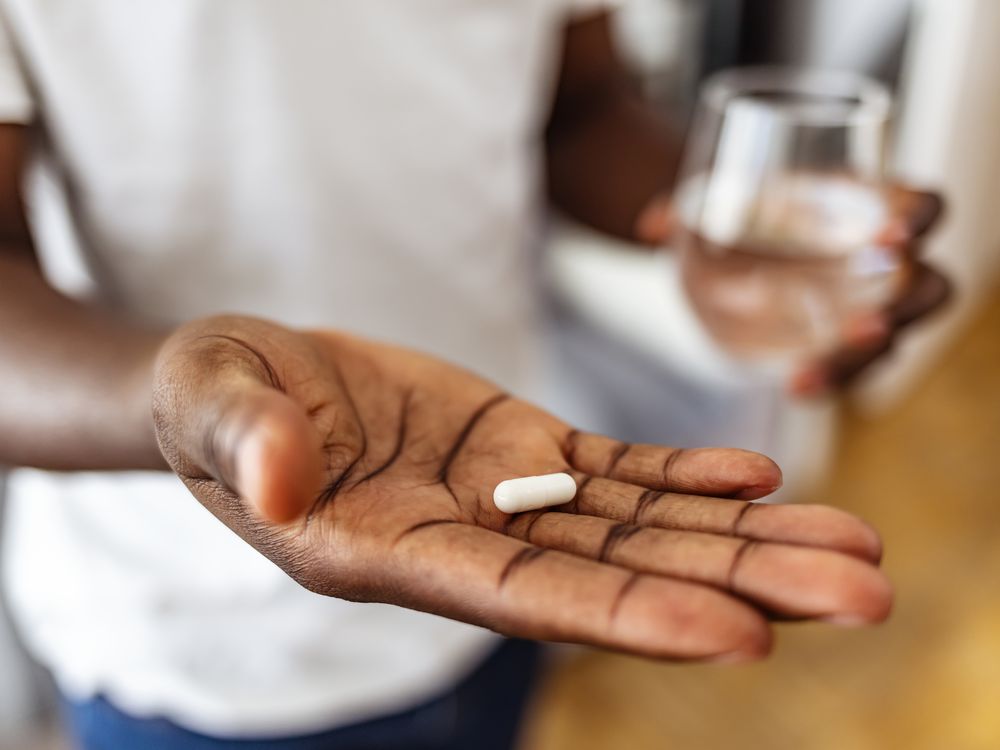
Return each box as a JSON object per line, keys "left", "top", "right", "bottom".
{"left": 546, "top": 91, "right": 680, "bottom": 242}
{"left": 0, "top": 249, "right": 168, "bottom": 470}
{"left": 545, "top": 13, "right": 681, "bottom": 243}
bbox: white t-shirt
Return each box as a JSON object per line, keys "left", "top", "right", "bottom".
{"left": 0, "top": 0, "right": 609, "bottom": 738}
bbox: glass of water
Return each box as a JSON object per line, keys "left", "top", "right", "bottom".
{"left": 674, "top": 67, "right": 900, "bottom": 362}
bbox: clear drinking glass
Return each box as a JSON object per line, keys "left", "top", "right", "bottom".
{"left": 674, "top": 67, "right": 900, "bottom": 362}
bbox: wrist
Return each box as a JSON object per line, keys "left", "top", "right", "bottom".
{"left": 126, "top": 328, "right": 174, "bottom": 471}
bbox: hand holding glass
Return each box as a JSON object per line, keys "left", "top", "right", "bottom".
{"left": 674, "top": 68, "right": 901, "bottom": 361}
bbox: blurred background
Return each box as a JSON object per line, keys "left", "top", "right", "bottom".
{"left": 538, "top": 0, "right": 1000, "bottom": 748}
{"left": 3, "top": 0, "right": 999, "bottom": 748}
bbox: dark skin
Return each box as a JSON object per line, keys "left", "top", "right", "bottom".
{"left": 0, "top": 14, "right": 918, "bottom": 660}
{"left": 547, "top": 15, "right": 952, "bottom": 394}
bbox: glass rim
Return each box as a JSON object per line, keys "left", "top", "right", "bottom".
{"left": 701, "top": 66, "right": 892, "bottom": 127}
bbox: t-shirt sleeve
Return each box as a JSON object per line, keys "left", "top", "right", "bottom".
{"left": 0, "top": 13, "right": 33, "bottom": 122}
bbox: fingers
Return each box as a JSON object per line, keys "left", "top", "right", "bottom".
{"left": 564, "top": 476, "right": 882, "bottom": 562}
{"left": 505, "top": 512, "right": 892, "bottom": 624}
{"left": 886, "top": 185, "right": 945, "bottom": 242}
{"left": 390, "top": 521, "right": 772, "bottom": 661}
{"left": 730, "top": 542, "right": 891, "bottom": 624}
{"left": 886, "top": 261, "right": 953, "bottom": 329}
{"left": 563, "top": 430, "right": 782, "bottom": 500}
{"left": 795, "top": 261, "right": 953, "bottom": 393}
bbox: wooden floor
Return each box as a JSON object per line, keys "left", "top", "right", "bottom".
{"left": 523, "top": 292, "right": 1000, "bottom": 750}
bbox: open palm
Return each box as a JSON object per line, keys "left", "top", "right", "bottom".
{"left": 154, "top": 315, "right": 891, "bottom": 662}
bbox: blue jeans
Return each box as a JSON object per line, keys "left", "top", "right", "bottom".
{"left": 62, "top": 639, "right": 541, "bottom": 750}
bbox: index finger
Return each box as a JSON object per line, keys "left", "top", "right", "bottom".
{"left": 562, "top": 430, "right": 783, "bottom": 500}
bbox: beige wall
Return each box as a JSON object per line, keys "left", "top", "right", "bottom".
{"left": 857, "top": 0, "right": 1000, "bottom": 411}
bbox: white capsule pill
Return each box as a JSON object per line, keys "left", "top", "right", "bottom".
{"left": 493, "top": 473, "right": 577, "bottom": 514}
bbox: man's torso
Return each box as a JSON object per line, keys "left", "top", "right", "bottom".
{"left": 0, "top": 0, "right": 597, "bottom": 735}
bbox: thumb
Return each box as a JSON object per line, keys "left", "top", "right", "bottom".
{"left": 634, "top": 193, "right": 677, "bottom": 246}
{"left": 153, "top": 327, "right": 325, "bottom": 525}
{"left": 209, "top": 382, "right": 325, "bottom": 524}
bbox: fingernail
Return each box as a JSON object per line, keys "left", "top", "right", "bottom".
{"left": 875, "top": 218, "right": 910, "bottom": 245}
{"left": 733, "top": 484, "right": 780, "bottom": 501}
{"left": 789, "top": 367, "right": 828, "bottom": 398}
{"left": 707, "top": 650, "right": 759, "bottom": 665}
{"left": 843, "top": 314, "right": 890, "bottom": 346}
{"left": 822, "top": 614, "right": 870, "bottom": 628}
